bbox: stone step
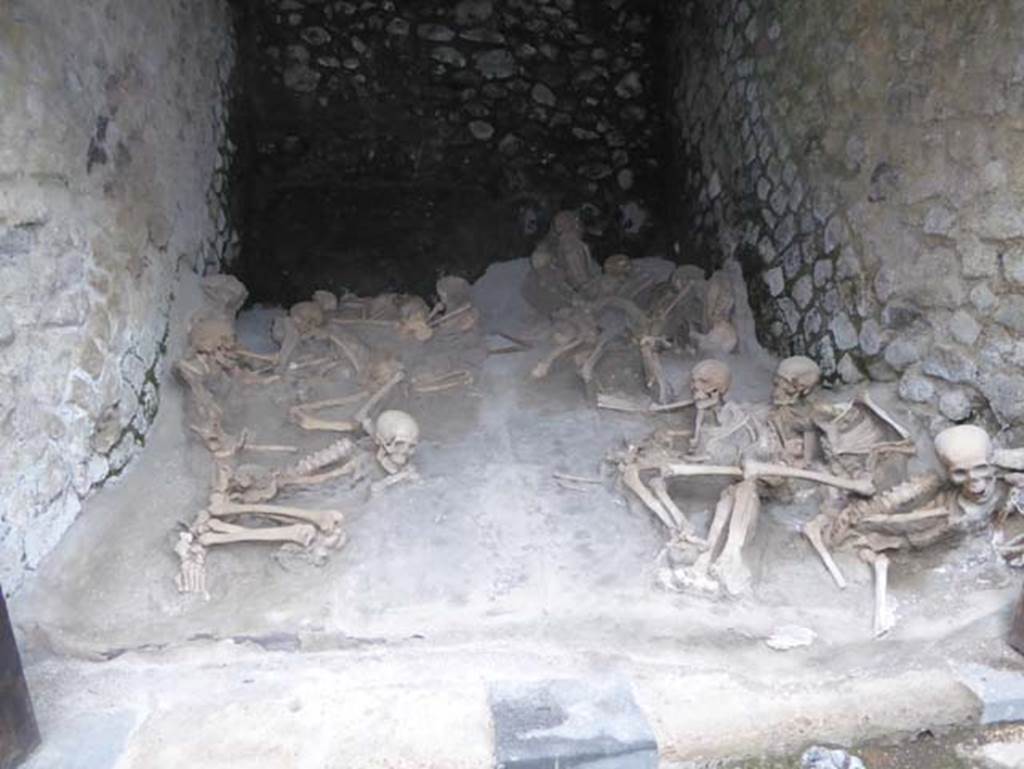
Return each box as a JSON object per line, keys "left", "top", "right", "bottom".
{"left": 490, "top": 677, "right": 658, "bottom": 769}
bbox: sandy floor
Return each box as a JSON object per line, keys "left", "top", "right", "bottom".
{"left": 10, "top": 260, "right": 1024, "bottom": 764}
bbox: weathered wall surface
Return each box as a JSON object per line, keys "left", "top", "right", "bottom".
{"left": 664, "top": 0, "right": 1024, "bottom": 434}
{"left": 236, "top": 0, "right": 668, "bottom": 303}
{"left": 0, "top": 0, "right": 236, "bottom": 593}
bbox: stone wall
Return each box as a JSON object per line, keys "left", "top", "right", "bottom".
{"left": 0, "top": 0, "right": 236, "bottom": 593}
{"left": 235, "top": 0, "right": 668, "bottom": 303}
{"left": 664, "top": 0, "right": 1024, "bottom": 434}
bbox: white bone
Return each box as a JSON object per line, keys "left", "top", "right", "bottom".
{"left": 532, "top": 338, "right": 584, "bottom": 379}
{"left": 197, "top": 520, "right": 316, "bottom": 548}
{"left": 209, "top": 499, "right": 343, "bottom": 533}
{"left": 174, "top": 532, "right": 209, "bottom": 598}
{"left": 860, "top": 550, "right": 894, "bottom": 637}
{"left": 654, "top": 459, "right": 876, "bottom": 495}
{"left": 710, "top": 479, "right": 760, "bottom": 596}
{"left": 412, "top": 370, "right": 473, "bottom": 393}
{"left": 803, "top": 516, "right": 848, "bottom": 589}
{"left": 621, "top": 465, "right": 677, "bottom": 531}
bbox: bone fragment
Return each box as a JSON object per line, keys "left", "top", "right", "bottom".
{"left": 652, "top": 398, "right": 696, "bottom": 413}
{"left": 288, "top": 356, "right": 332, "bottom": 372}
{"left": 657, "top": 460, "right": 876, "bottom": 496}
{"left": 198, "top": 520, "right": 317, "bottom": 547}
{"left": 209, "top": 500, "right": 343, "bottom": 532}
{"left": 174, "top": 532, "right": 208, "bottom": 598}
{"left": 292, "top": 391, "right": 370, "bottom": 416}
{"left": 690, "top": 405, "right": 707, "bottom": 451}
{"left": 621, "top": 465, "right": 677, "bottom": 531}
{"left": 857, "top": 390, "right": 912, "bottom": 441}
{"left": 327, "top": 332, "right": 370, "bottom": 375}
{"left": 293, "top": 413, "right": 359, "bottom": 433}
{"left": 803, "top": 516, "right": 848, "bottom": 589}
{"left": 596, "top": 393, "right": 696, "bottom": 414}
{"left": 552, "top": 472, "right": 603, "bottom": 485}
{"left": 532, "top": 338, "right": 584, "bottom": 379}
{"left": 354, "top": 369, "right": 405, "bottom": 431}
{"left": 712, "top": 479, "right": 760, "bottom": 596}
{"left": 596, "top": 394, "right": 651, "bottom": 413}
{"left": 412, "top": 370, "right": 473, "bottom": 393}
{"left": 860, "top": 549, "right": 894, "bottom": 637}
{"left": 429, "top": 304, "right": 473, "bottom": 328}
{"left": 579, "top": 336, "right": 612, "bottom": 384}
{"left": 649, "top": 475, "right": 693, "bottom": 535}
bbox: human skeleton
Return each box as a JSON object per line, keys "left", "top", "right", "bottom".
{"left": 174, "top": 272, "right": 437, "bottom": 597}
{"left": 804, "top": 424, "right": 1024, "bottom": 636}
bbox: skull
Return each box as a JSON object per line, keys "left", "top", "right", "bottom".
{"left": 374, "top": 410, "right": 420, "bottom": 474}
{"left": 189, "top": 318, "right": 236, "bottom": 355}
{"left": 670, "top": 265, "right": 705, "bottom": 293}
{"left": 399, "top": 296, "right": 433, "bottom": 341}
{"left": 312, "top": 289, "right": 338, "bottom": 313}
{"left": 553, "top": 210, "right": 583, "bottom": 238}
{"left": 289, "top": 301, "right": 325, "bottom": 334}
{"left": 604, "top": 254, "right": 632, "bottom": 277}
{"left": 772, "top": 356, "right": 821, "bottom": 406}
{"left": 200, "top": 274, "right": 248, "bottom": 318}
{"left": 436, "top": 276, "right": 471, "bottom": 307}
{"left": 690, "top": 359, "right": 732, "bottom": 409}
{"left": 934, "top": 425, "right": 996, "bottom": 504}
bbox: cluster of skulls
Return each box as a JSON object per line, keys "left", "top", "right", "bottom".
{"left": 686, "top": 355, "right": 821, "bottom": 411}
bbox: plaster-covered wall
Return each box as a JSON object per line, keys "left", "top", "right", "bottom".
{"left": 0, "top": 0, "right": 236, "bottom": 593}
{"left": 664, "top": 0, "right": 1024, "bottom": 434}
{"left": 235, "top": 0, "right": 668, "bottom": 303}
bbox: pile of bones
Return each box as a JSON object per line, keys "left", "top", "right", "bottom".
{"left": 173, "top": 209, "right": 1024, "bottom": 639}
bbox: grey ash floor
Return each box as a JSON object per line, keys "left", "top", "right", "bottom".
{"left": 10, "top": 260, "right": 1024, "bottom": 767}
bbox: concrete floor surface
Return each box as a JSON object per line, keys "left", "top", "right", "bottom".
{"left": 10, "top": 259, "right": 1024, "bottom": 766}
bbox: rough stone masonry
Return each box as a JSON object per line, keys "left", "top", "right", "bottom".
{"left": 234, "top": 0, "right": 669, "bottom": 302}
{"left": 0, "top": 0, "right": 236, "bottom": 593}
{"left": 663, "top": 0, "right": 1024, "bottom": 438}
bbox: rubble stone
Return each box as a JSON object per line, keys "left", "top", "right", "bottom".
{"left": 662, "top": 0, "right": 1024, "bottom": 431}
{"left": 899, "top": 371, "right": 936, "bottom": 403}
{"left": 939, "top": 389, "right": 973, "bottom": 422}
